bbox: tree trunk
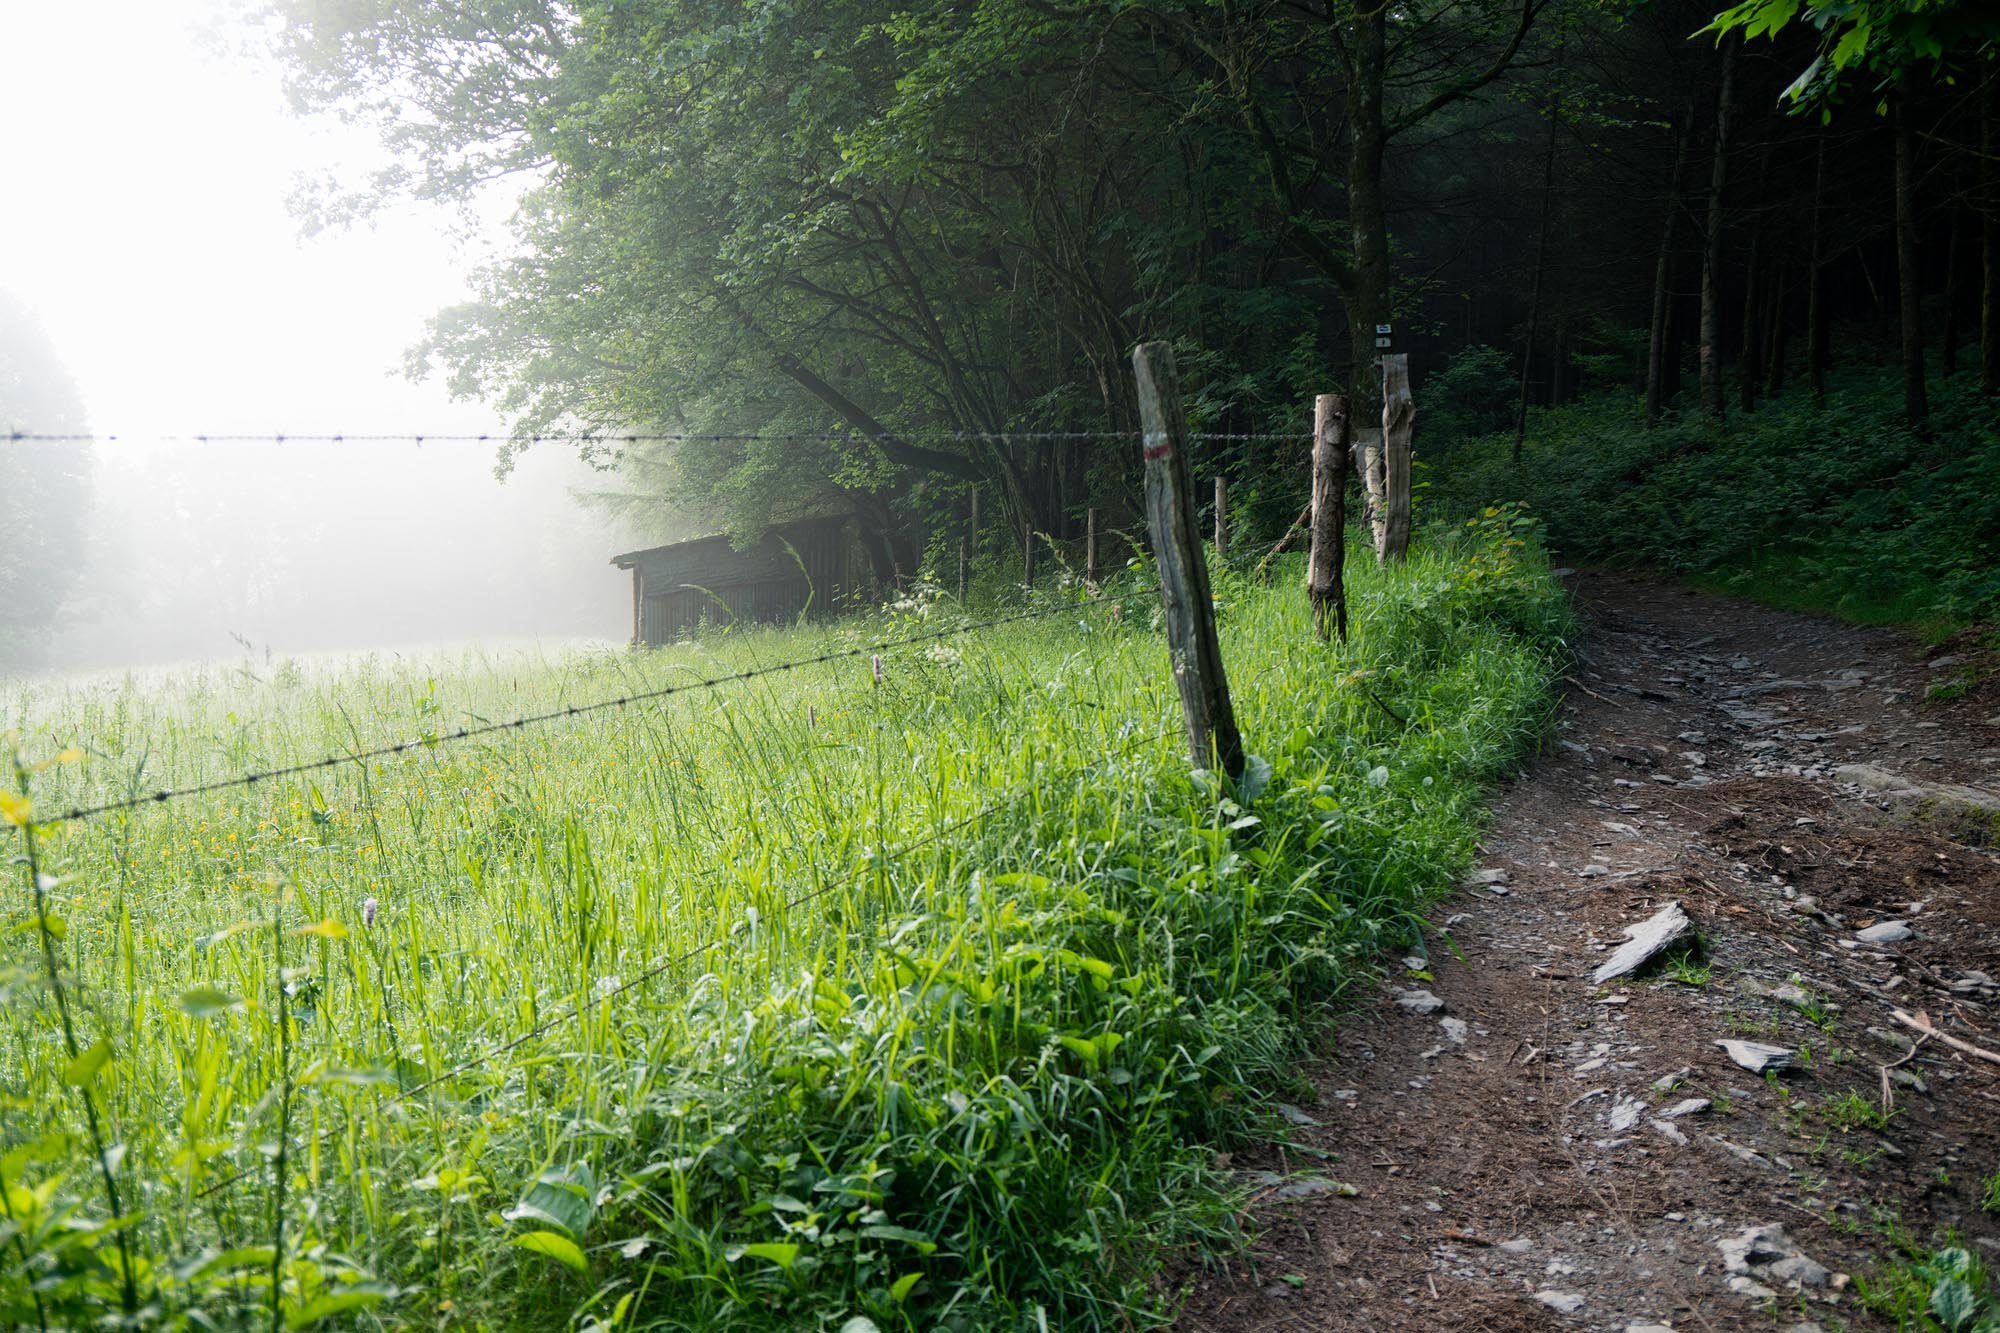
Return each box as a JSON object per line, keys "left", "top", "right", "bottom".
{"left": 1345, "top": 6, "right": 1393, "bottom": 409}
{"left": 1808, "top": 134, "right": 1829, "bottom": 404}
{"left": 1516, "top": 82, "right": 1562, "bottom": 457}
{"left": 1764, "top": 263, "right": 1789, "bottom": 398}
{"left": 1983, "top": 70, "right": 1998, "bottom": 395}
{"left": 1739, "top": 137, "right": 1773, "bottom": 414}
{"left": 1894, "top": 74, "right": 1930, "bottom": 428}
{"left": 1700, "top": 36, "right": 1739, "bottom": 421}
{"left": 1553, "top": 311, "right": 1572, "bottom": 404}
{"left": 1646, "top": 101, "right": 1695, "bottom": 426}
{"left": 1942, "top": 206, "right": 1962, "bottom": 379}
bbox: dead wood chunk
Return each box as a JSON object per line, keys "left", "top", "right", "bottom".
{"left": 1591, "top": 902, "right": 1693, "bottom": 984}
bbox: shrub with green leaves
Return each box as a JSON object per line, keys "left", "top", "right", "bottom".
{"left": 1428, "top": 357, "right": 2000, "bottom": 630}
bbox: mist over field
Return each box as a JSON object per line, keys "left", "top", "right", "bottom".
{"left": 29, "top": 441, "right": 632, "bottom": 672}
{"left": 0, "top": 0, "right": 659, "bottom": 674}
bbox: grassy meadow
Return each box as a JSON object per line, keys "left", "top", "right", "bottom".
{"left": 3, "top": 530, "right": 1567, "bottom": 1330}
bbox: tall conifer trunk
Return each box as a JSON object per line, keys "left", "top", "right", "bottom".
{"left": 1700, "top": 36, "right": 1739, "bottom": 421}
{"left": 1893, "top": 74, "right": 1929, "bottom": 427}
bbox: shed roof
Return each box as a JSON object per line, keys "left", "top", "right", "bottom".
{"left": 610, "top": 513, "right": 850, "bottom": 569}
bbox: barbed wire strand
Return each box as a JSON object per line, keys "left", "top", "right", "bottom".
{"left": 190, "top": 715, "right": 1181, "bottom": 1200}
{"left": 4, "top": 428, "right": 1308, "bottom": 446}
{"left": 29, "top": 592, "right": 1153, "bottom": 830}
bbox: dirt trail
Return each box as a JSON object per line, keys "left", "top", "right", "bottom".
{"left": 1177, "top": 570, "right": 2000, "bottom": 1333}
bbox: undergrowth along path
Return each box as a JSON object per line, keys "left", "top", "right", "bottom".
{"left": 1177, "top": 570, "right": 2000, "bottom": 1333}
{"left": 3, "top": 539, "right": 1568, "bottom": 1330}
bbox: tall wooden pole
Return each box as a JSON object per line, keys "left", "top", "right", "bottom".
{"left": 1132, "top": 342, "right": 1245, "bottom": 781}
{"left": 1380, "top": 353, "right": 1414, "bottom": 561}
{"left": 1308, "top": 393, "right": 1351, "bottom": 641}
{"left": 1022, "top": 519, "right": 1036, "bottom": 591}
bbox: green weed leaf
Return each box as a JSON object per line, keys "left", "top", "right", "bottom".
{"left": 61, "top": 1037, "right": 112, "bottom": 1087}
{"left": 1931, "top": 1276, "right": 1977, "bottom": 1332}
{"left": 731, "top": 1241, "right": 800, "bottom": 1269}
{"left": 177, "top": 986, "right": 241, "bottom": 1018}
{"left": 512, "top": 1229, "right": 588, "bottom": 1274}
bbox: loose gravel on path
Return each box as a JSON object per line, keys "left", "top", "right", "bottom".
{"left": 1176, "top": 570, "right": 2000, "bottom": 1333}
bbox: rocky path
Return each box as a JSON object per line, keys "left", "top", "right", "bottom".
{"left": 1177, "top": 570, "right": 2000, "bottom": 1333}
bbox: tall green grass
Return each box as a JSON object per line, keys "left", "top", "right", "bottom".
{"left": 3, "top": 530, "right": 1566, "bottom": 1330}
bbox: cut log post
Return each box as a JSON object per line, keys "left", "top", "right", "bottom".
{"left": 1307, "top": 393, "right": 1351, "bottom": 641}
{"left": 1132, "top": 341, "right": 1246, "bottom": 780}
{"left": 1023, "top": 519, "right": 1036, "bottom": 591}
{"left": 1086, "top": 507, "right": 1100, "bottom": 589}
{"left": 1357, "top": 427, "right": 1386, "bottom": 557}
{"left": 1213, "top": 475, "right": 1228, "bottom": 558}
{"left": 1380, "top": 353, "right": 1414, "bottom": 561}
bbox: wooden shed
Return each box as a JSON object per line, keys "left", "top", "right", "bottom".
{"left": 612, "top": 515, "right": 858, "bottom": 646}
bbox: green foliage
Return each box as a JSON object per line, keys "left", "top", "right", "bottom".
{"left": 1425, "top": 345, "right": 1518, "bottom": 442}
{"left": 2, "top": 544, "right": 1565, "bottom": 1327}
{"left": 1859, "top": 1241, "right": 2000, "bottom": 1332}
{"left": 1821, "top": 1090, "right": 1898, "bottom": 1133}
{"left": 1705, "top": 0, "right": 2000, "bottom": 104}
{"left": 1431, "top": 360, "right": 2000, "bottom": 631}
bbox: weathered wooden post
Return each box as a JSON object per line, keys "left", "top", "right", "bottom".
{"left": 1132, "top": 342, "right": 1246, "bottom": 780}
{"left": 1085, "top": 507, "right": 1100, "bottom": 589}
{"left": 1022, "top": 519, "right": 1036, "bottom": 590}
{"left": 1307, "top": 393, "right": 1350, "bottom": 641}
{"left": 1213, "top": 476, "right": 1228, "bottom": 558}
{"left": 1357, "top": 427, "right": 1386, "bottom": 558}
{"left": 1381, "top": 353, "right": 1414, "bottom": 561}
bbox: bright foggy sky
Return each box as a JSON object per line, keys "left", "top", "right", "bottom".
{"left": 0, "top": 1, "right": 644, "bottom": 668}
{"left": 0, "top": 0, "right": 495, "bottom": 434}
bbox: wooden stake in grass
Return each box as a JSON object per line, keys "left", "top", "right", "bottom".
{"left": 1308, "top": 393, "right": 1350, "bottom": 641}
{"left": 1132, "top": 341, "right": 1245, "bottom": 781}
{"left": 1380, "top": 353, "right": 1414, "bottom": 561}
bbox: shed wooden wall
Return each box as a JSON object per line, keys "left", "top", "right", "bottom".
{"left": 633, "top": 518, "right": 854, "bottom": 644}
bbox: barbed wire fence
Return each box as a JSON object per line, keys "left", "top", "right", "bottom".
{"left": 4, "top": 428, "right": 1308, "bottom": 445}
{"left": 5, "top": 580, "right": 1181, "bottom": 1204}
{"left": 3, "top": 383, "right": 1331, "bottom": 1314}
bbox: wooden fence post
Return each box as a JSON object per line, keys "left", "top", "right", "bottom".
{"left": 1132, "top": 341, "right": 1246, "bottom": 780}
{"left": 1357, "top": 427, "right": 1386, "bottom": 558}
{"left": 1308, "top": 393, "right": 1350, "bottom": 641}
{"left": 1086, "top": 507, "right": 1100, "bottom": 589}
{"left": 1023, "top": 519, "right": 1036, "bottom": 590}
{"left": 1381, "top": 352, "right": 1414, "bottom": 561}
{"left": 1213, "top": 476, "right": 1228, "bottom": 558}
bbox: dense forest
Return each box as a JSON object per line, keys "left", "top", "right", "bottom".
{"left": 270, "top": 0, "right": 2000, "bottom": 619}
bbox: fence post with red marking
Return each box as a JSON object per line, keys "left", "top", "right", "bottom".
{"left": 1131, "top": 341, "right": 1245, "bottom": 781}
